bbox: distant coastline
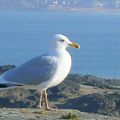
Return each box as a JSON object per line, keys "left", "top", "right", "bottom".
{"left": 47, "top": 8, "right": 120, "bottom": 13}
{"left": 0, "top": 8, "right": 120, "bottom": 13}
{"left": 0, "top": 0, "right": 120, "bottom": 13}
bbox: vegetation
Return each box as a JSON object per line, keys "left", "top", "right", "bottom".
{"left": 61, "top": 112, "right": 78, "bottom": 120}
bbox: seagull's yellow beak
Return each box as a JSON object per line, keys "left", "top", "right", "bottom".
{"left": 69, "top": 42, "right": 80, "bottom": 48}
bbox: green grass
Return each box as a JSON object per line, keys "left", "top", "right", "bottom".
{"left": 34, "top": 110, "right": 47, "bottom": 115}
{"left": 61, "top": 112, "right": 78, "bottom": 120}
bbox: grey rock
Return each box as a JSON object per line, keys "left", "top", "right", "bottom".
{"left": 0, "top": 109, "right": 119, "bottom": 120}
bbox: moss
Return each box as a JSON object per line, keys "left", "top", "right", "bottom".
{"left": 61, "top": 112, "right": 78, "bottom": 120}
{"left": 34, "top": 110, "right": 47, "bottom": 115}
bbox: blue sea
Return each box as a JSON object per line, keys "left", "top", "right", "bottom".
{"left": 0, "top": 11, "right": 120, "bottom": 79}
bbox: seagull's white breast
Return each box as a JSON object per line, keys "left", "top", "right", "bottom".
{"left": 56, "top": 50, "right": 72, "bottom": 83}
{"left": 38, "top": 50, "right": 72, "bottom": 91}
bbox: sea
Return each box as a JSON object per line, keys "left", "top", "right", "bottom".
{"left": 0, "top": 11, "right": 120, "bottom": 79}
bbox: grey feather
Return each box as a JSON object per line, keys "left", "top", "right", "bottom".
{"left": 3, "top": 54, "right": 58, "bottom": 85}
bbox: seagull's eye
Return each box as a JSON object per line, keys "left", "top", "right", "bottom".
{"left": 59, "top": 39, "right": 65, "bottom": 42}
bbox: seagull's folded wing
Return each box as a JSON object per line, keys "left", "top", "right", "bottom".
{"left": 2, "top": 55, "right": 58, "bottom": 85}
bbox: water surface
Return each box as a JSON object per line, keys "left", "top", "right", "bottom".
{"left": 0, "top": 11, "right": 120, "bottom": 78}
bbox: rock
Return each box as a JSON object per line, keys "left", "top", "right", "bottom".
{"left": 0, "top": 65, "right": 120, "bottom": 117}
{"left": 0, "top": 87, "right": 38, "bottom": 108}
{"left": 0, "top": 108, "right": 119, "bottom": 120}
{"left": 0, "top": 65, "right": 15, "bottom": 75}
{"left": 56, "top": 93, "right": 120, "bottom": 117}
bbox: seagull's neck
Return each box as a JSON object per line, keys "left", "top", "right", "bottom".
{"left": 48, "top": 47, "right": 68, "bottom": 56}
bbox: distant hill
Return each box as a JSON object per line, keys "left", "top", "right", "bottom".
{"left": 0, "top": 0, "right": 120, "bottom": 11}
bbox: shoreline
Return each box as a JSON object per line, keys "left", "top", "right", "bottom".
{"left": 48, "top": 8, "right": 120, "bottom": 13}
{"left": 0, "top": 8, "right": 120, "bottom": 13}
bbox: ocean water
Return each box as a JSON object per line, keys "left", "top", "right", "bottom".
{"left": 0, "top": 11, "right": 120, "bottom": 79}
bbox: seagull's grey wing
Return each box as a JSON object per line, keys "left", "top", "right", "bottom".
{"left": 3, "top": 55, "right": 58, "bottom": 85}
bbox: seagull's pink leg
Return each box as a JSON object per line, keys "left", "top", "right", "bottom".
{"left": 44, "top": 90, "right": 58, "bottom": 111}
{"left": 39, "top": 91, "right": 43, "bottom": 108}
{"left": 44, "top": 90, "right": 50, "bottom": 109}
{"left": 38, "top": 90, "right": 57, "bottom": 110}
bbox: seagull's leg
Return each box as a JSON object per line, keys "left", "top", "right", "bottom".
{"left": 44, "top": 90, "right": 50, "bottom": 110}
{"left": 43, "top": 90, "right": 58, "bottom": 111}
{"left": 39, "top": 91, "right": 43, "bottom": 108}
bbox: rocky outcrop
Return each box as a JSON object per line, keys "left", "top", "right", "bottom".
{"left": 0, "top": 65, "right": 120, "bottom": 117}
{"left": 0, "top": 65, "right": 15, "bottom": 75}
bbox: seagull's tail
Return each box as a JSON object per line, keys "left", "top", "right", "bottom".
{"left": 0, "top": 74, "right": 24, "bottom": 89}
{"left": 0, "top": 74, "right": 11, "bottom": 90}
{"left": 0, "top": 74, "right": 8, "bottom": 84}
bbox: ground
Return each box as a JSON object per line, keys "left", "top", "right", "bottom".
{"left": 0, "top": 108, "right": 119, "bottom": 120}
{"left": 0, "top": 66, "right": 120, "bottom": 119}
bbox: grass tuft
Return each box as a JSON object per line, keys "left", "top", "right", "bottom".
{"left": 34, "top": 110, "right": 47, "bottom": 115}
{"left": 61, "top": 112, "right": 78, "bottom": 120}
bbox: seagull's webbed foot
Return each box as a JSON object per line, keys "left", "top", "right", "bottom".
{"left": 38, "top": 105, "right": 44, "bottom": 109}
{"left": 45, "top": 106, "right": 59, "bottom": 111}
{"left": 44, "top": 90, "right": 59, "bottom": 111}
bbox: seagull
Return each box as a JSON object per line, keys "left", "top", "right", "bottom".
{"left": 0, "top": 34, "right": 80, "bottom": 110}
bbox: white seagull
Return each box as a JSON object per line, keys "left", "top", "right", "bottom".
{"left": 0, "top": 34, "right": 80, "bottom": 110}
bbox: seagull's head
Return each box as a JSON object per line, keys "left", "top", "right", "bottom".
{"left": 53, "top": 34, "right": 80, "bottom": 50}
